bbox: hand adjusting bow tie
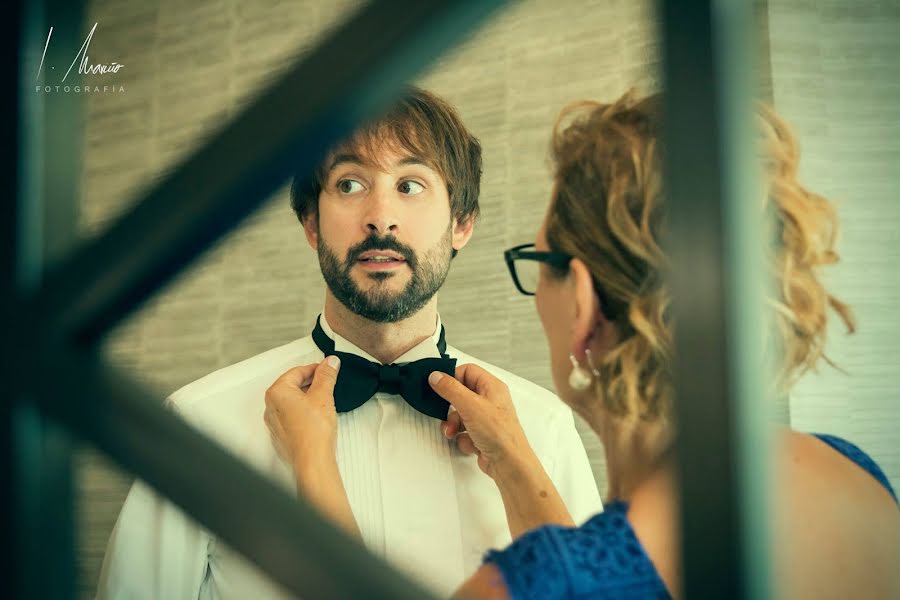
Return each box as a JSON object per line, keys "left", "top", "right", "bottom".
{"left": 311, "top": 317, "right": 457, "bottom": 420}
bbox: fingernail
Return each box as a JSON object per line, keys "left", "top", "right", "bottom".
{"left": 326, "top": 355, "right": 340, "bottom": 370}
{"left": 428, "top": 371, "right": 444, "bottom": 385}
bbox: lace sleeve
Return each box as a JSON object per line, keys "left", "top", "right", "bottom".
{"left": 483, "top": 525, "right": 571, "bottom": 600}
{"left": 483, "top": 504, "right": 671, "bottom": 599}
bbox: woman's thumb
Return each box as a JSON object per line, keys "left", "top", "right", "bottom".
{"left": 428, "top": 371, "right": 475, "bottom": 414}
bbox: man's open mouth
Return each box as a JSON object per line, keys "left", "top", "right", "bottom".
{"left": 356, "top": 250, "right": 408, "bottom": 270}
{"left": 357, "top": 251, "right": 406, "bottom": 263}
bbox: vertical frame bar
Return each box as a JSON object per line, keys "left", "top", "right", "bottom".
{"left": 4, "top": 1, "right": 24, "bottom": 595}
{"left": 14, "top": 1, "right": 86, "bottom": 598}
{"left": 715, "top": 2, "right": 773, "bottom": 597}
{"left": 659, "top": 0, "right": 771, "bottom": 598}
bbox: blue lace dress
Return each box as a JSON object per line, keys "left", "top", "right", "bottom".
{"left": 483, "top": 434, "right": 897, "bottom": 600}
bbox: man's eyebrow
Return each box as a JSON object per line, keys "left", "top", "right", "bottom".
{"left": 396, "top": 156, "right": 433, "bottom": 169}
{"left": 326, "top": 153, "right": 365, "bottom": 172}
{"left": 325, "top": 153, "right": 434, "bottom": 174}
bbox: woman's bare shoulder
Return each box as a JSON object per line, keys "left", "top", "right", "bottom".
{"left": 624, "top": 432, "right": 899, "bottom": 598}
{"left": 775, "top": 429, "right": 900, "bottom": 598}
{"left": 778, "top": 429, "right": 896, "bottom": 510}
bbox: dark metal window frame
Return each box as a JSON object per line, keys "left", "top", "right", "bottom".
{"left": 5, "top": 0, "right": 767, "bottom": 598}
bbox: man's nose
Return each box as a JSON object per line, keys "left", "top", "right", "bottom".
{"left": 363, "top": 189, "right": 399, "bottom": 235}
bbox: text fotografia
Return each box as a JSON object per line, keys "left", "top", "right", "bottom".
{"left": 37, "top": 84, "right": 125, "bottom": 94}
{"left": 35, "top": 22, "right": 125, "bottom": 93}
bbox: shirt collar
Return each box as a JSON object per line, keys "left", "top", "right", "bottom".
{"left": 318, "top": 312, "right": 444, "bottom": 364}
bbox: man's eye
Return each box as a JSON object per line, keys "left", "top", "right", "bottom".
{"left": 338, "top": 179, "right": 364, "bottom": 194}
{"left": 398, "top": 180, "right": 425, "bottom": 195}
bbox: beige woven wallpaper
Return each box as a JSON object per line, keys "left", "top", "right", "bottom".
{"left": 70, "top": 0, "right": 897, "bottom": 598}
{"left": 769, "top": 0, "right": 900, "bottom": 507}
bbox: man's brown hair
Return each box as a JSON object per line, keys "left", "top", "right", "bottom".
{"left": 290, "top": 86, "right": 482, "bottom": 241}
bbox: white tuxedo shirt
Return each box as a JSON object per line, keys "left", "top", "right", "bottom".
{"left": 97, "top": 314, "right": 602, "bottom": 598}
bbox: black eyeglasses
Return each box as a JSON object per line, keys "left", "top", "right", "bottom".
{"left": 503, "top": 243, "right": 619, "bottom": 321}
{"left": 503, "top": 243, "right": 572, "bottom": 296}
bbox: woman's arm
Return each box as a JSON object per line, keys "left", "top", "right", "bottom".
{"left": 430, "top": 365, "right": 574, "bottom": 539}
{"left": 452, "top": 564, "right": 511, "bottom": 600}
{"left": 293, "top": 455, "right": 361, "bottom": 539}
{"left": 492, "top": 451, "right": 574, "bottom": 539}
{"left": 264, "top": 357, "right": 361, "bottom": 539}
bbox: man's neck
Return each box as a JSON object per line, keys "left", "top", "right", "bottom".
{"left": 323, "top": 293, "right": 440, "bottom": 364}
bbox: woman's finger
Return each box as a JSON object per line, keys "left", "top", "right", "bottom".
{"left": 264, "top": 405, "right": 277, "bottom": 430}
{"left": 264, "top": 406, "right": 284, "bottom": 438}
{"left": 264, "top": 405, "right": 294, "bottom": 459}
{"left": 442, "top": 407, "right": 465, "bottom": 438}
{"left": 308, "top": 356, "right": 341, "bottom": 398}
{"left": 455, "top": 432, "right": 479, "bottom": 456}
{"left": 456, "top": 413, "right": 467, "bottom": 434}
{"left": 268, "top": 429, "right": 288, "bottom": 462}
{"left": 274, "top": 363, "right": 319, "bottom": 389}
{"left": 264, "top": 409, "right": 283, "bottom": 448}
{"left": 428, "top": 371, "right": 481, "bottom": 415}
{"left": 455, "top": 363, "right": 504, "bottom": 397}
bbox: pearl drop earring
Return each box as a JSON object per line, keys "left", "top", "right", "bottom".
{"left": 568, "top": 354, "right": 593, "bottom": 391}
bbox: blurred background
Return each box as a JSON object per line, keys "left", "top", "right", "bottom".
{"left": 29, "top": 0, "right": 898, "bottom": 596}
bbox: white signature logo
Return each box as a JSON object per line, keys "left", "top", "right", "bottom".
{"left": 36, "top": 22, "right": 124, "bottom": 84}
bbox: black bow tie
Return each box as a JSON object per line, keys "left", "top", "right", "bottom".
{"left": 311, "top": 317, "right": 457, "bottom": 420}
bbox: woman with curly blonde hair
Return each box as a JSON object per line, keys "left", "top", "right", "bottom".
{"left": 266, "top": 91, "right": 899, "bottom": 598}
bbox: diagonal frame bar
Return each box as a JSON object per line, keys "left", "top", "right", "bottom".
{"left": 39, "top": 344, "right": 439, "bottom": 599}
{"left": 15, "top": 0, "right": 509, "bottom": 597}
{"left": 33, "top": 0, "right": 507, "bottom": 348}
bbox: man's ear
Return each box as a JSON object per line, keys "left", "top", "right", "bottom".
{"left": 451, "top": 215, "right": 476, "bottom": 252}
{"left": 569, "top": 257, "right": 603, "bottom": 356}
{"left": 301, "top": 211, "right": 319, "bottom": 251}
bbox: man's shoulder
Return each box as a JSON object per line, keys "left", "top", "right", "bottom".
{"left": 446, "top": 345, "right": 566, "bottom": 418}
{"left": 170, "top": 336, "right": 320, "bottom": 417}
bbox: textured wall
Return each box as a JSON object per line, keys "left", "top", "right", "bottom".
{"left": 769, "top": 0, "right": 900, "bottom": 494}
{"left": 75, "top": 1, "right": 664, "bottom": 596}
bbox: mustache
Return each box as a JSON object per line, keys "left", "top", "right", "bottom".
{"left": 346, "top": 235, "right": 417, "bottom": 268}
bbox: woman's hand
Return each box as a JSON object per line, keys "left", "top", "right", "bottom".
{"left": 264, "top": 356, "right": 341, "bottom": 471}
{"left": 428, "top": 363, "right": 535, "bottom": 479}
{"left": 429, "top": 363, "right": 574, "bottom": 538}
{"left": 263, "top": 356, "right": 361, "bottom": 538}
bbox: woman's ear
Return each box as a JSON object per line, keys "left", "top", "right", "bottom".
{"left": 302, "top": 211, "right": 319, "bottom": 250}
{"left": 569, "top": 257, "right": 604, "bottom": 356}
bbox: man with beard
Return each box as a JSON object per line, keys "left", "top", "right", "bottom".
{"left": 97, "top": 87, "right": 602, "bottom": 599}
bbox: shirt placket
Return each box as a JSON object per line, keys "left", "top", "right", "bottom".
{"left": 376, "top": 393, "right": 465, "bottom": 596}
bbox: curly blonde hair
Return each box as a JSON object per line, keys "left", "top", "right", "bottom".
{"left": 545, "top": 91, "right": 855, "bottom": 422}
